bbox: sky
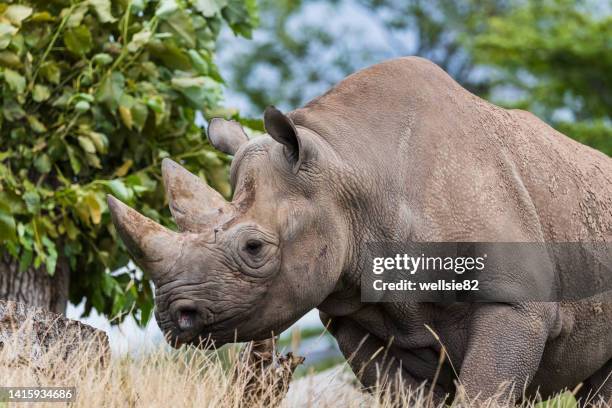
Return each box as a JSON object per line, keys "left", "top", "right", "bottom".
{"left": 216, "top": 0, "right": 421, "bottom": 116}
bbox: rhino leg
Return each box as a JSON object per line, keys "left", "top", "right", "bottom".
{"left": 458, "top": 303, "right": 557, "bottom": 403}
{"left": 320, "top": 312, "right": 450, "bottom": 404}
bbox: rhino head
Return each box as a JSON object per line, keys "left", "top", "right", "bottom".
{"left": 108, "top": 107, "right": 350, "bottom": 347}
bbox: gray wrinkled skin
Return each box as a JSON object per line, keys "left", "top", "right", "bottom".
{"left": 108, "top": 57, "right": 612, "bottom": 403}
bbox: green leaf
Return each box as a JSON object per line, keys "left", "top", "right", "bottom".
{"left": 2, "top": 99, "right": 25, "bottom": 121}
{"left": 534, "top": 392, "right": 578, "bottom": 408}
{"left": 39, "top": 62, "right": 61, "bottom": 84}
{"left": 30, "top": 12, "right": 55, "bottom": 23}
{"left": 171, "top": 76, "right": 221, "bottom": 108}
{"left": 34, "top": 153, "right": 52, "bottom": 174}
{"left": 87, "top": 131, "right": 108, "bottom": 153}
{"left": 0, "top": 190, "right": 25, "bottom": 214}
{"left": 22, "top": 190, "right": 40, "bottom": 213}
{"left": 63, "top": 219, "right": 79, "bottom": 240}
{"left": 162, "top": 10, "right": 196, "bottom": 48}
{"left": 26, "top": 115, "right": 47, "bottom": 133}
{"left": 18, "top": 248, "right": 33, "bottom": 272}
{"left": 126, "top": 173, "right": 156, "bottom": 194}
{"left": 64, "top": 4, "right": 88, "bottom": 28}
{"left": 0, "top": 50, "right": 21, "bottom": 68}
{"left": 63, "top": 26, "right": 93, "bottom": 56}
{"left": 188, "top": 49, "right": 208, "bottom": 74}
{"left": 76, "top": 92, "right": 94, "bottom": 102}
{"left": 66, "top": 146, "right": 82, "bottom": 174}
{"left": 3, "top": 5, "right": 33, "bottom": 26}
{"left": 148, "top": 39, "right": 192, "bottom": 70}
{"left": 222, "top": 0, "right": 255, "bottom": 38}
{"left": 92, "top": 53, "right": 113, "bottom": 65}
{"left": 96, "top": 72, "right": 124, "bottom": 112}
{"left": 127, "top": 28, "right": 152, "bottom": 53}
{"left": 145, "top": 95, "right": 165, "bottom": 125}
{"left": 138, "top": 295, "right": 154, "bottom": 326}
{"left": 86, "top": 152, "right": 101, "bottom": 168}
{"left": 146, "top": 95, "right": 164, "bottom": 114}
{"left": 131, "top": 101, "right": 148, "bottom": 132}
{"left": 32, "top": 84, "right": 51, "bottom": 102}
{"left": 78, "top": 135, "right": 96, "bottom": 154}
{"left": 171, "top": 76, "right": 208, "bottom": 88}
{"left": 119, "top": 105, "right": 133, "bottom": 129}
{"left": 0, "top": 23, "right": 18, "bottom": 50}
{"left": 89, "top": 0, "right": 116, "bottom": 23}
{"left": 106, "top": 179, "right": 132, "bottom": 202}
{"left": 156, "top": 0, "right": 179, "bottom": 17}
{"left": 130, "top": 0, "right": 148, "bottom": 13}
{"left": 0, "top": 205, "right": 16, "bottom": 243}
{"left": 234, "top": 116, "right": 264, "bottom": 132}
{"left": 4, "top": 68, "right": 26, "bottom": 93}
{"left": 91, "top": 286, "right": 105, "bottom": 312}
{"left": 193, "top": 0, "right": 227, "bottom": 17}
{"left": 75, "top": 100, "right": 90, "bottom": 112}
{"left": 113, "top": 159, "right": 133, "bottom": 177}
{"left": 101, "top": 272, "right": 116, "bottom": 297}
{"left": 84, "top": 192, "right": 102, "bottom": 224}
{"left": 41, "top": 236, "right": 58, "bottom": 276}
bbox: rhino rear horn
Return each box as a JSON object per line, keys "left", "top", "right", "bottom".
{"left": 107, "top": 195, "right": 181, "bottom": 282}
{"left": 161, "top": 158, "right": 231, "bottom": 232}
{"left": 207, "top": 118, "right": 248, "bottom": 155}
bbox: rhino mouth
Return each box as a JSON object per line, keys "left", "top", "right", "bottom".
{"left": 162, "top": 308, "right": 251, "bottom": 348}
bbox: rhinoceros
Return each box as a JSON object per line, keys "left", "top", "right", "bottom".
{"left": 107, "top": 57, "right": 612, "bottom": 403}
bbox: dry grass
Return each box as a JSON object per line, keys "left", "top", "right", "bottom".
{"left": 0, "top": 321, "right": 609, "bottom": 408}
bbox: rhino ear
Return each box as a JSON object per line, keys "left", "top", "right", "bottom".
{"left": 207, "top": 118, "right": 249, "bottom": 155}
{"left": 264, "top": 106, "right": 302, "bottom": 172}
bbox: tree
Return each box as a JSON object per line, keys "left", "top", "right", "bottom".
{"left": 469, "top": 0, "right": 611, "bottom": 156}
{"left": 217, "top": 0, "right": 511, "bottom": 115}
{"left": 0, "top": 0, "right": 257, "bottom": 321}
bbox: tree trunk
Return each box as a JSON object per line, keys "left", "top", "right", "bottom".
{"left": 0, "top": 300, "right": 109, "bottom": 370}
{"left": 0, "top": 253, "right": 69, "bottom": 315}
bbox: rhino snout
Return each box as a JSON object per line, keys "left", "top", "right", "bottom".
{"left": 168, "top": 300, "right": 213, "bottom": 340}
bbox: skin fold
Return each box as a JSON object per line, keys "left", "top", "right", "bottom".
{"left": 108, "top": 57, "right": 612, "bottom": 404}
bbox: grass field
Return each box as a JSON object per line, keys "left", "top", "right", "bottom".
{"left": 0, "top": 322, "right": 608, "bottom": 408}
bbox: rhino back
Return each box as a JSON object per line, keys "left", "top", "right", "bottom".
{"left": 289, "top": 56, "right": 612, "bottom": 244}
{"left": 505, "top": 109, "right": 612, "bottom": 242}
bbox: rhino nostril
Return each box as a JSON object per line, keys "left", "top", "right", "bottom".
{"left": 177, "top": 308, "right": 197, "bottom": 331}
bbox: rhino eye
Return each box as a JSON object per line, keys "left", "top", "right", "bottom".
{"left": 232, "top": 224, "right": 279, "bottom": 273}
{"left": 244, "top": 239, "right": 263, "bottom": 255}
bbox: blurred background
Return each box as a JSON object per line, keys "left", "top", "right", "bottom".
{"left": 0, "top": 0, "right": 610, "bottom": 375}
{"left": 217, "top": 0, "right": 611, "bottom": 156}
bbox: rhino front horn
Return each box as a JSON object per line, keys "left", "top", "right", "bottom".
{"left": 162, "top": 158, "right": 232, "bottom": 232}
{"left": 107, "top": 195, "right": 181, "bottom": 282}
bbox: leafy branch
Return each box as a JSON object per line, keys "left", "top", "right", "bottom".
{"left": 0, "top": 0, "right": 258, "bottom": 323}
